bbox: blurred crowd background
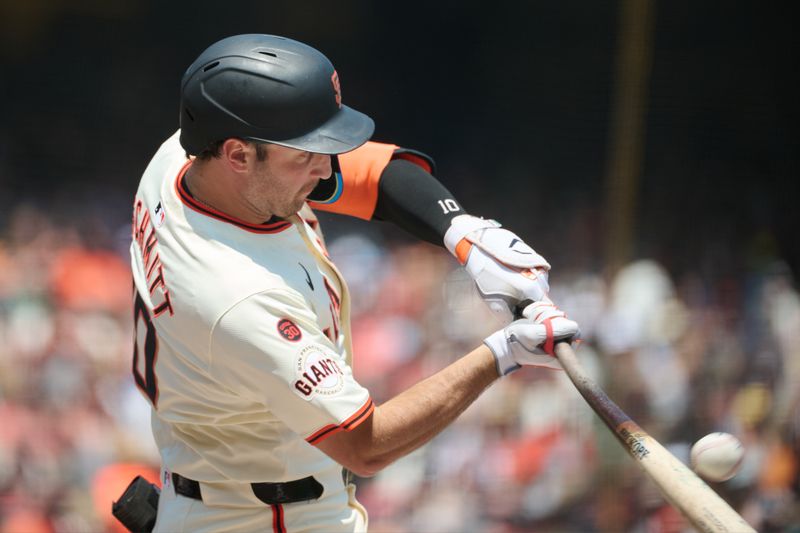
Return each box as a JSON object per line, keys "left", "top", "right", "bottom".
{"left": 1, "top": 1, "right": 797, "bottom": 532}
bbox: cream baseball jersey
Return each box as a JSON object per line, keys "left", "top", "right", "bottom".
{"left": 129, "top": 131, "right": 399, "bottom": 529}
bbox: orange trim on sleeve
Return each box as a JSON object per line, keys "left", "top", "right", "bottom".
{"left": 306, "top": 398, "right": 375, "bottom": 445}
{"left": 308, "top": 142, "right": 397, "bottom": 220}
{"left": 391, "top": 151, "right": 433, "bottom": 174}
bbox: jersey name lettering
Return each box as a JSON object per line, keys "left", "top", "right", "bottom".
{"left": 133, "top": 199, "right": 174, "bottom": 317}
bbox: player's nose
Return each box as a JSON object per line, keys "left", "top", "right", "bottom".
{"left": 310, "top": 153, "right": 332, "bottom": 180}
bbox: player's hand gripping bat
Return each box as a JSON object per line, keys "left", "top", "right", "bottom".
{"left": 553, "top": 341, "right": 755, "bottom": 533}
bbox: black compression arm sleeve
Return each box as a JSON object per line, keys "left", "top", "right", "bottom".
{"left": 372, "top": 159, "right": 465, "bottom": 246}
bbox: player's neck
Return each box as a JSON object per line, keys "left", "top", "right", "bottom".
{"left": 185, "top": 161, "right": 274, "bottom": 224}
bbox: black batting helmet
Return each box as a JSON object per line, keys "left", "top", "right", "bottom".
{"left": 179, "top": 34, "right": 374, "bottom": 156}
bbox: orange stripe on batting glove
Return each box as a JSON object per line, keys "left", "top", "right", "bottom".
{"left": 454, "top": 239, "right": 473, "bottom": 265}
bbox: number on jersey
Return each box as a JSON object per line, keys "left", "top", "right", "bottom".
{"left": 133, "top": 291, "right": 159, "bottom": 406}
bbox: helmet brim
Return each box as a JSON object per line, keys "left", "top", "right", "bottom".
{"left": 249, "top": 105, "right": 375, "bottom": 155}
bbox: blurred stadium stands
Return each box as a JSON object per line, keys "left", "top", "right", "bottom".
{"left": 0, "top": 1, "right": 798, "bottom": 531}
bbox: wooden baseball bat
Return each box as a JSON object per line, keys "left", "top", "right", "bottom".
{"left": 554, "top": 342, "right": 755, "bottom": 533}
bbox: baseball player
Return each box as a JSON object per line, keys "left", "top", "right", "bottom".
{"left": 129, "top": 34, "right": 579, "bottom": 533}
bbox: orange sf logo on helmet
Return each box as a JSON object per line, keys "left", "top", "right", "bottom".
{"left": 331, "top": 71, "right": 342, "bottom": 108}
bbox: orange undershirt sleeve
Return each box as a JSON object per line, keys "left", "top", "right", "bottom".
{"left": 308, "top": 141, "right": 398, "bottom": 220}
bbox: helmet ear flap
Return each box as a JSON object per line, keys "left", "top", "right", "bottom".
{"left": 179, "top": 34, "right": 374, "bottom": 156}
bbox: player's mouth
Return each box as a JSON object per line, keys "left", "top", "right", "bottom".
{"left": 301, "top": 181, "right": 319, "bottom": 197}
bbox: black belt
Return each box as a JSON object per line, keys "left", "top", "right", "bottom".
{"left": 172, "top": 473, "right": 324, "bottom": 505}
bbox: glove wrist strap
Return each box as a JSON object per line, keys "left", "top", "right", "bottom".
{"left": 444, "top": 215, "right": 500, "bottom": 256}
{"left": 483, "top": 330, "right": 521, "bottom": 376}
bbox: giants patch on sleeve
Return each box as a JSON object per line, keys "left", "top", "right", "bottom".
{"left": 293, "top": 345, "right": 345, "bottom": 400}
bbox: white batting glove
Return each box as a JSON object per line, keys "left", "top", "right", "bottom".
{"left": 445, "top": 215, "right": 551, "bottom": 322}
{"left": 483, "top": 300, "right": 580, "bottom": 376}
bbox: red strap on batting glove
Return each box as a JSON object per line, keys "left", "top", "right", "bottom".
{"left": 542, "top": 317, "right": 555, "bottom": 356}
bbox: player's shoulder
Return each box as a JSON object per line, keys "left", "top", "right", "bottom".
{"left": 154, "top": 130, "right": 185, "bottom": 159}
{"left": 167, "top": 238, "right": 307, "bottom": 323}
{"left": 145, "top": 130, "right": 185, "bottom": 168}
{"left": 138, "top": 131, "right": 187, "bottom": 187}
{"left": 147, "top": 245, "right": 306, "bottom": 365}
{"left": 215, "top": 286, "right": 311, "bottom": 330}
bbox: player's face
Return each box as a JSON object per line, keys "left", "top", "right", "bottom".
{"left": 246, "top": 145, "right": 332, "bottom": 218}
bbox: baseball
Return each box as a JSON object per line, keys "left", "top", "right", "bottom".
{"left": 690, "top": 432, "right": 745, "bottom": 482}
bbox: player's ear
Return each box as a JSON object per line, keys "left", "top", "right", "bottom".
{"left": 220, "top": 138, "right": 251, "bottom": 173}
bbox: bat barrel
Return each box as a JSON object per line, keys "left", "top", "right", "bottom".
{"left": 554, "top": 343, "right": 755, "bottom": 533}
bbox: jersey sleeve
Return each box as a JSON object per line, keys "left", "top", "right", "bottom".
{"left": 208, "top": 289, "right": 373, "bottom": 444}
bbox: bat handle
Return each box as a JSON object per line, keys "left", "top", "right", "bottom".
{"left": 554, "top": 342, "right": 632, "bottom": 429}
